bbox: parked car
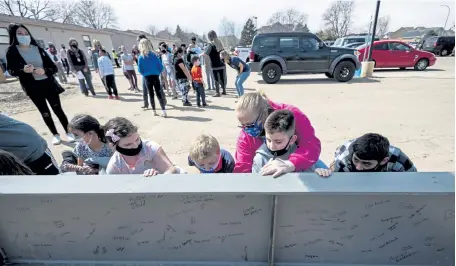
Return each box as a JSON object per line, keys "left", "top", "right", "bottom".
{"left": 345, "top": 42, "right": 365, "bottom": 48}
{"left": 247, "top": 32, "right": 361, "bottom": 83}
{"left": 422, "top": 36, "right": 455, "bottom": 56}
{"left": 357, "top": 40, "right": 436, "bottom": 70}
{"left": 333, "top": 35, "right": 379, "bottom": 47}
{"left": 234, "top": 46, "right": 251, "bottom": 62}
{"left": 324, "top": 40, "right": 335, "bottom": 46}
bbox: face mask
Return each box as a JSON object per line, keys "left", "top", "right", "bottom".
{"left": 195, "top": 155, "right": 221, "bottom": 173}
{"left": 243, "top": 121, "right": 263, "bottom": 137}
{"left": 266, "top": 137, "right": 293, "bottom": 159}
{"left": 71, "top": 44, "right": 78, "bottom": 49}
{"left": 116, "top": 141, "right": 143, "bottom": 156}
{"left": 17, "top": 35, "right": 31, "bottom": 45}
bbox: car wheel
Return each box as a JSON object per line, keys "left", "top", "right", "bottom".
{"left": 414, "top": 58, "right": 429, "bottom": 71}
{"left": 325, "top": 72, "right": 333, "bottom": 78}
{"left": 262, "top": 63, "right": 282, "bottom": 84}
{"left": 440, "top": 49, "right": 448, "bottom": 56}
{"left": 333, "top": 61, "right": 355, "bottom": 82}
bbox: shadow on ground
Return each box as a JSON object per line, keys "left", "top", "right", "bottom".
{"left": 166, "top": 116, "right": 212, "bottom": 122}
{"left": 258, "top": 78, "right": 380, "bottom": 85}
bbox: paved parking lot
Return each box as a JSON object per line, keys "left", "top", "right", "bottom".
{"left": 11, "top": 57, "right": 455, "bottom": 172}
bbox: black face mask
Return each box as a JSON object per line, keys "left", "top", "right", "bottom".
{"left": 267, "top": 137, "right": 292, "bottom": 159}
{"left": 71, "top": 44, "right": 78, "bottom": 49}
{"left": 116, "top": 141, "right": 143, "bottom": 156}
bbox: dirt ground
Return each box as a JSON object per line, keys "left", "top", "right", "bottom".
{"left": 2, "top": 57, "right": 454, "bottom": 172}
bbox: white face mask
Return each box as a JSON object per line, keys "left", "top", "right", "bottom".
{"left": 17, "top": 35, "right": 31, "bottom": 46}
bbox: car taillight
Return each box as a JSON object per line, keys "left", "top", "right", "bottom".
{"left": 249, "top": 51, "right": 254, "bottom": 61}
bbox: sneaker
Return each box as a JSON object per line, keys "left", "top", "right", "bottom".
{"left": 172, "top": 96, "right": 178, "bottom": 100}
{"left": 197, "top": 104, "right": 201, "bottom": 107}
{"left": 213, "top": 93, "right": 221, "bottom": 97}
{"left": 222, "top": 91, "right": 227, "bottom": 95}
{"left": 161, "top": 110, "right": 167, "bottom": 117}
{"left": 183, "top": 102, "right": 192, "bottom": 106}
{"left": 141, "top": 106, "right": 148, "bottom": 109}
{"left": 66, "top": 133, "right": 76, "bottom": 143}
{"left": 108, "top": 95, "right": 114, "bottom": 99}
{"left": 52, "top": 135, "right": 62, "bottom": 145}
{"left": 115, "top": 96, "right": 120, "bottom": 100}
{"left": 153, "top": 111, "right": 159, "bottom": 116}
{"left": 203, "top": 103, "right": 208, "bottom": 107}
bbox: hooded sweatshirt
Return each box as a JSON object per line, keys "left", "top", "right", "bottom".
{"left": 234, "top": 100, "right": 321, "bottom": 173}
{"left": 252, "top": 143, "right": 297, "bottom": 173}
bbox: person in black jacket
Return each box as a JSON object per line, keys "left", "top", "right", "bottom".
{"left": 6, "top": 23, "right": 75, "bottom": 145}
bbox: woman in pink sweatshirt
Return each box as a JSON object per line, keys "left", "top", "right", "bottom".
{"left": 234, "top": 91, "right": 321, "bottom": 176}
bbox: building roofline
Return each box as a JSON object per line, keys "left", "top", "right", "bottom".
{"left": 0, "top": 14, "right": 113, "bottom": 35}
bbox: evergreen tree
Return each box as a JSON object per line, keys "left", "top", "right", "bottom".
{"left": 239, "top": 18, "right": 257, "bottom": 46}
{"left": 294, "top": 23, "right": 310, "bottom": 33}
{"left": 174, "top": 25, "right": 185, "bottom": 43}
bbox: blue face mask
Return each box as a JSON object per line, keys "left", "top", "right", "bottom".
{"left": 17, "top": 35, "right": 31, "bottom": 46}
{"left": 195, "top": 155, "right": 221, "bottom": 174}
{"left": 243, "top": 121, "right": 263, "bottom": 137}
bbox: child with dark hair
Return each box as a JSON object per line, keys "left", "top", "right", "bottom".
{"left": 316, "top": 133, "right": 417, "bottom": 177}
{"left": 0, "top": 149, "right": 34, "bottom": 175}
{"left": 98, "top": 49, "right": 119, "bottom": 99}
{"left": 104, "top": 117, "right": 183, "bottom": 176}
{"left": 174, "top": 47, "right": 193, "bottom": 106}
{"left": 191, "top": 55, "right": 207, "bottom": 107}
{"left": 62, "top": 114, "right": 113, "bottom": 174}
{"left": 252, "top": 110, "right": 299, "bottom": 174}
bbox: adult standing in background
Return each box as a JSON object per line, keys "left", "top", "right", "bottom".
{"left": 60, "top": 44, "right": 70, "bottom": 76}
{"left": 6, "top": 24, "right": 75, "bottom": 145}
{"left": 67, "top": 38, "right": 96, "bottom": 96}
{"left": 91, "top": 39, "right": 102, "bottom": 72}
{"left": 202, "top": 53, "right": 215, "bottom": 91}
{"left": 46, "top": 43, "right": 67, "bottom": 84}
{"left": 112, "top": 49, "right": 121, "bottom": 68}
{"left": 201, "top": 30, "right": 226, "bottom": 97}
{"left": 0, "top": 114, "right": 60, "bottom": 175}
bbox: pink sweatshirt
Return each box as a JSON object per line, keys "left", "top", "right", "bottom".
{"left": 233, "top": 100, "right": 321, "bottom": 173}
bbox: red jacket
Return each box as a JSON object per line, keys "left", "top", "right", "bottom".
{"left": 233, "top": 100, "right": 321, "bottom": 173}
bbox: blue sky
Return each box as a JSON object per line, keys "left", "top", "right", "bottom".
{"left": 110, "top": 0, "right": 455, "bottom": 35}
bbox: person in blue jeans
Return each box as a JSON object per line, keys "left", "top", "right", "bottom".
{"left": 221, "top": 51, "right": 250, "bottom": 97}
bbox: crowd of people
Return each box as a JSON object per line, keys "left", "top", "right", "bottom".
{"left": 1, "top": 23, "right": 418, "bottom": 177}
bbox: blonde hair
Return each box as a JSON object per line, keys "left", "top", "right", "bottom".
{"left": 138, "top": 39, "right": 154, "bottom": 56}
{"left": 92, "top": 39, "right": 101, "bottom": 49}
{"left": 220, "top": 50, "right": 229, "bottom": 64}
{"left": 235, "top": 90, "right": 270, "bottom": 120}
{"left": 189, "top": 134, "right": 220, "bottom": 162}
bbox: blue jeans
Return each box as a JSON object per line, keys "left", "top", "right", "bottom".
{"left": 235, "top": 71, "right": 250, "bottom": 96}
{"left": 314, "top": 159, "right": 328, "bottom": 169}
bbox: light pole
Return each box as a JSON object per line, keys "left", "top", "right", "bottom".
{"left": 441, "top": 5, "right": 450, "bottom": 35}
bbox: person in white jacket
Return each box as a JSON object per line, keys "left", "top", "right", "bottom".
{"left": 47, "top": 43, "right": 67, "bottom": 84}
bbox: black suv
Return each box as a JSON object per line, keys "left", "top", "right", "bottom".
{"left": 422, "top": 36, "right": 455, "bottom": 56}
{"left": 248, "top": 32, "right": 361, "bottom": 84}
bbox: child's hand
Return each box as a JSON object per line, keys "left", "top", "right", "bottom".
{"left": 260, "top": 159, "right": 295, "bottom": 178}
{"left": 315, "top": 168, "right": 332, "bottom": 178}
{"left": 143, "top": 168, "right": 159, "bottom": 177}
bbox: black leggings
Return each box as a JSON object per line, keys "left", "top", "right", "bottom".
{"left": 104, "top": 74, "right": 118, "bottom": 96}
{"left": 28, "top": 79, "right": 69, "bottom": 136}
{"left": 144, "top": 75, "right": 166, "bottom": 111}
{"left": 27, "top": 148, "right": 60, "bottom": 175}
{"left": 212, "top": 68, "right": 226, "bottom": 94}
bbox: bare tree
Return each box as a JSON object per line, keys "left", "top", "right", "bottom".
{"left": 322, "top": 1, "right": 355, "bottom": 38}
{"left": 146, "top": 25, "right": 157, "bottom": 36}
{"left": 45, "top": 1, "right": 77, "bottom": 23}
{"left": 375, "top": 16, "right": 389, "bottom": 38}
{"left": 219, "top": 17, "right": 235, "bottom": 36}
{"left": 0, "top": 0, "right": 54, "bottom": 19}
{"left": 74, "top": 0, "right": 117, "bottom": 29}
{"left": 266, "top": 8, "right": 308, "bottom": 32}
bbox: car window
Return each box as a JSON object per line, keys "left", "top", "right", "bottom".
{"left": 301, "top": 37, "right": 319, "bottom": 51}
{"left": 280, "top": 37, "right": 299, "bottom": 49}
{"left": 373, "top": 43, "right": 389, "bottom": 50}
{"left": 425, "top": 37, "right": 438, "bottom": 44}
{"left": 257, "top": 36, "right": 278, "bottom": 49}
{"left": 334, "top": 38, "right": 343, "bottom": 46}
{"left": 390, "top": 42, "right": 410, "bottom": 51}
